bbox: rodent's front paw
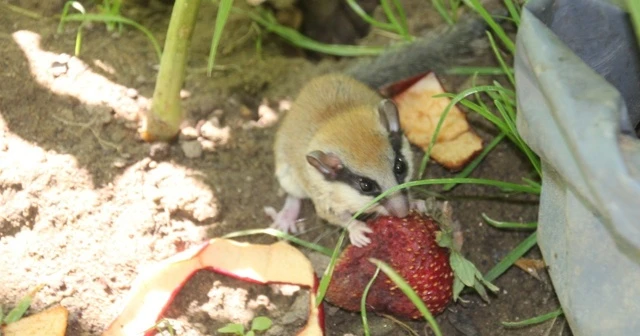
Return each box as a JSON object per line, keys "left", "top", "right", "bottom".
{"left": 347, "top": 221, "right": 373, "bottom": 247}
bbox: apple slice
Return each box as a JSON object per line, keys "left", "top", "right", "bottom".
{"left": 390, "top": 72, "right": 483, "bottom": 171}
{"left": 1, "top": 305, "right": 68, "bottom": 336}
{"left": 104, "top": 239, "right": 323, "bottom": 336}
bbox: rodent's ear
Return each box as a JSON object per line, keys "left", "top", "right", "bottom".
{"left": 306, "top": 151, "right": 343, "bottom": 180}
{"left": 377, "top": 99, "right": 401, "bottom": 133}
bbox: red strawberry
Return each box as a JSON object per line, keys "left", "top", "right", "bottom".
{"left": 326, "top": 212, "right": 453, "bottom": 319}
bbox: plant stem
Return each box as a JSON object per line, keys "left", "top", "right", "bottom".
{"left": 141, "top": 0, "right": 201, "bottom": 141}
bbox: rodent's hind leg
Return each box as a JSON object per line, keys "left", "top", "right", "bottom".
{"left": 264, "top": 195, "right": 302, "bottom": 234}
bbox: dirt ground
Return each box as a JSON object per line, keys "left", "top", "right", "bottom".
{"left": 0, "top": 0, "right": 571, "bottom": 335}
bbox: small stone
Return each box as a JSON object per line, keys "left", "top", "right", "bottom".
{"left": 212, "top": 109, "right": 225, "bottom": 118}
{"left": 125, "top": 88, "right": 139, "bottom": 98}
{"left": 179, "top": 126, "right": 199, "bottom": 141}
{"left": 257, "top": 103, "right": 278, "bottom": 127}
{"left": 180, "top": 89, "right": 191, "bottom": 99}
{"left": 86, "top": 105, "right": 113, "bottom": 125}
{"left": 149, "top": 142, "right": 170, "bottom": 160}
{"left": 50, "top": 62, "right": 68, "bottom": 77}
{"left": 181, "top": 141, "right": 202, "bottom": 159}
{"left": 112, "top": 159, "right": 127, "bottom": 168}
{"left": 200, "top": 121, "right": 230, "bottom": 143}
{"left": 200, "top": 139, "right": 216, "bottom": 152}
{"left": 279, "top": 99, "right": 292, "bottom": 112}
{"left": 239, "top": 105, "right": 254, "bottom": 119}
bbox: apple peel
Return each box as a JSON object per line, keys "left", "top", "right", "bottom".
{"left": 391, "top": 72, "right": 483, "bottom": 170}
{"left": 1, "top": 305, "right": 68, "bottom": 336}
{"left": 104, "top": 239, "right": 323, "bottom": 336}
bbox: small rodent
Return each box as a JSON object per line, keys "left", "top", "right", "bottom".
{"left": 265, "top": 17, "right": 489, "bottom": 246}
{"left": 265, "top": 74, "right": 413, "bottom": 247}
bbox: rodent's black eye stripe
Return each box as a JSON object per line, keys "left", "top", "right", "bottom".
{"left": 331, "top": 166, "right": 382, "bottom": 197}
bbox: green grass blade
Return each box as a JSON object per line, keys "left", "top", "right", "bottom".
{"left": 502, "top": 308, "right": 564, "bottom": 328}
{"left": 370, "top": 259, "right": 443, "bottom": 336}
{"left": 62, "top": 13, "right": 162, "bottom": 61}
{"left": 503, "top": 0, "right": 521, "bottom": 27}
{"left": 443, "top": 132, "right": 506, "bottom": 191}
{"left": 315, "top": 230, "right": 347, "bottom": 305}
{"left": 463, "top": 0, "right": 515, "bottom": 53}
{"left": 391, "top": 0, "right": 410, "bottom": 34}
{"left": 345, "top": 0, "right": 395, "bottom": 30}
{"left": 58, "top": 1, "right": 77, "bottom": 33}
{"left": 353, "top": 177, "right": 540, "bottom": 222}
{"left": 484, "top": 231, "right": 537, "bottom": 282}
{"left": 446, "top": 66, "right": 508, "bottom": 75}
{"left": 417, "top": 94, "right": 450, "bottom": 177}
{"left": 521, "top": 177, "right": 541, "bottom": 189}
{"left": 361, "top": 266, "right": 381, "bottom": 336}
{"left": 487, "top": 32, "right": 515, "bottom": 87}
{"left": 4, "top": 294, "right": 33, "bottom": 324}
{"left": 432, "top": 0, "right": 455, "bottom": 25}
{"left": 248, "top": 11, "right": 385, "bottom": 56}
{"left": 381, "top": 0, "right": 409, "bottom": 39}
{"left": 207, "top": 0, "right": 234, "bottom": 76}
{"left": 482, "top": 213, "right": 537, "bottom": 230}
{"left": 74, "top": 26, "right": 83, "bottom": 56}
{"left": 222, "top": 228, "right": 333, "bottom": 256}
{"left": 418, "top": 85, "right": 514, "bottom": 178}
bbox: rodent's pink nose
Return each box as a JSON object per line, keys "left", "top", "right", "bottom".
{"left": 384, "top": 194, "right": 410, "bottom": 218}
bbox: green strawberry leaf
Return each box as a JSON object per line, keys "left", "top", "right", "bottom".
{"left": 450, "top": 252, "right": 476, "bottom": 287}
{"left": 246, "top": 331, "right": 255, "bottom": 336}
{"left": 449, "top": 250, "right": 499, "bottom": 303}
{"left": 473, "top": 279, "right": 490, "bottom": 302}
{"left": 452, "top": 277, "right": 464, "bottom": 302}
{"left": 251, "top": 316, "right": 272, "bottom": 331}
{"left": 435, "top": 230, "right": 453, "bottom": 249}
{"left": 479, "top": 275, "right": 500, "bottom": 292}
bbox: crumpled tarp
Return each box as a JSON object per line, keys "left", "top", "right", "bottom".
{"left": 515, "top": 0, "right": 640, "bottom": 334}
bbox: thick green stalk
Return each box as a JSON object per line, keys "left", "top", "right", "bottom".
{"left": 142, "top": 0, "right": 201, "bottom": 141}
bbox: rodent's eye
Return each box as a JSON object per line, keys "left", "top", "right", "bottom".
{"left": 358, "top": 178, "right": 375, "bottom": 193}
{"left": 394, "top": 157, "right": 407, "bottom": 176}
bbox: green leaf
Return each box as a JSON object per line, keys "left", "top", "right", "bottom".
{"left": 502, "top": 308, "right": 564, "bottom": 328}
{"left": 246, "top": 331, "right": 255, "bottom": 336}
{"left": 207, "top": 0, "right": 234, "bottom": 76}
{"left": 223, "top": 228, "right": 332, "bottom": 256}
{"left": 217, "top": 323, "right": 245, "bottom": 335}
{"left": 452, "top": 277, "right": 464, "bottom": 302}
{"left": 250, "top": 316, "right": 272, "bottom": 331}
{"left": 450, "top": 252, "right": 476, "bottom": 287}
{"left": 61, "top": 13, "right": 162, "bottom": 61}
{"left": 4, "top": 296, "right": 32, "bottom": 324}
{"left": 473, "top": 278, "right": 490, "bottom": 302}
{"left": 484, "top": 232, "right": 538, "bottom": 282}
{"left": 481, "top": 213, "right": 537, "bottom": 230}
{"left": 435, "top": 231, "right": 452, "bottom": 249}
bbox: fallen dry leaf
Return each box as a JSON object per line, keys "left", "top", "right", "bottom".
{"left": 103, "top": 239, "right": 323, "bottom": 336}
{"left": 392, "top": 72, "right": 483, "bottom": 170}
{"left": 514, "top": 258, "right": 546, "bottom": 281}
{"left": 1, "top": 305, "right": 68, "bottom": 336}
